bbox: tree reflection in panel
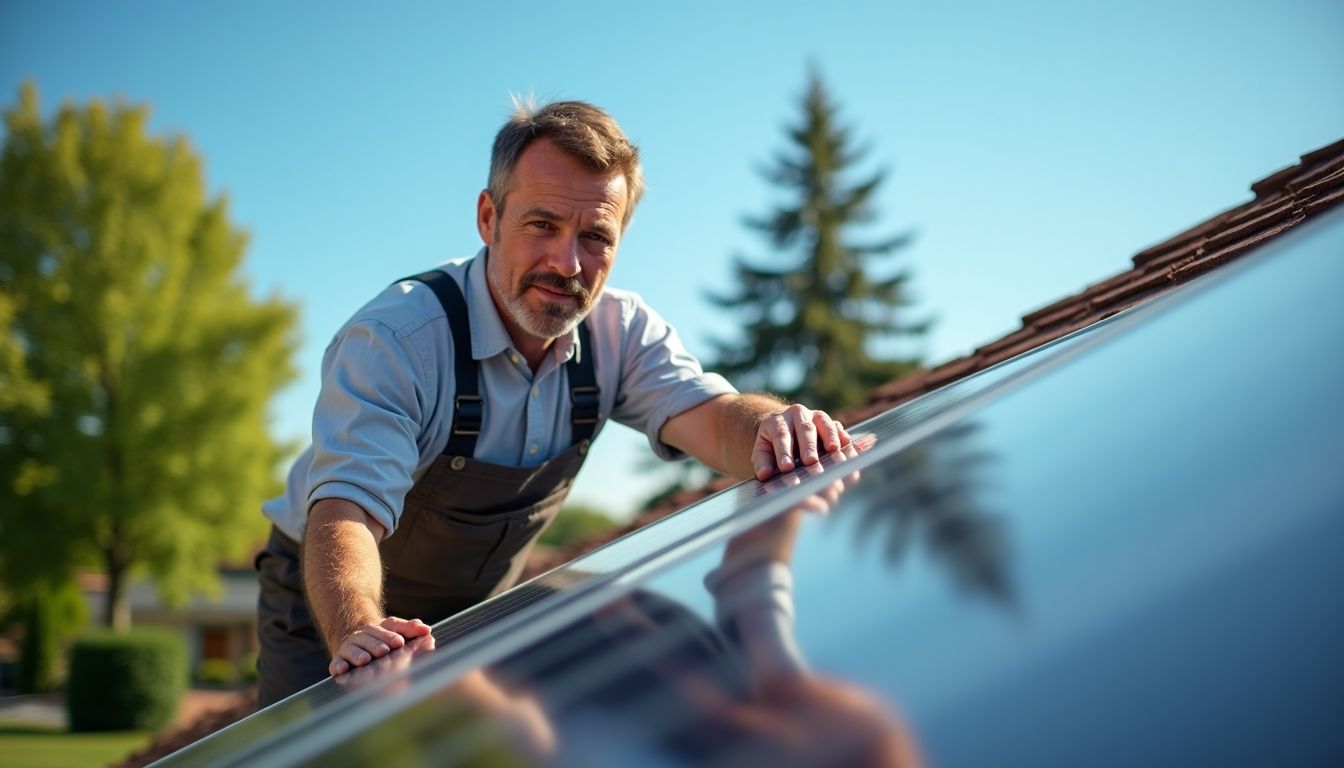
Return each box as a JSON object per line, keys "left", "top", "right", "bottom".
{"left": 157, "top": 206, "right": 1344, "bottom": 767}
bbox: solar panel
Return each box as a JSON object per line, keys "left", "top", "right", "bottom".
{"left": 156, "top": 205, "right": 1344, "bottom": 767}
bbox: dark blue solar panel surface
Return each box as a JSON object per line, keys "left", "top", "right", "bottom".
{"left": 155, "top": 206, "right": 1344, "bottom": 767}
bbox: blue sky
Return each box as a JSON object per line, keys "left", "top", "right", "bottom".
{"left": 4, "top": 1, "right": 1342, "bottom": 517}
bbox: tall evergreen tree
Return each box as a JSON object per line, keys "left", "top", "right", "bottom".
{"left": 0, "top": 83, "right": 299, "bottom": 629}
{"left": 708, "top": 71, "right": 926, "bottom": 411}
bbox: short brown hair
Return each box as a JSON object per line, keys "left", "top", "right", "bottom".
{"left": 488, "top": 99, "right": 645, "bottom": 228}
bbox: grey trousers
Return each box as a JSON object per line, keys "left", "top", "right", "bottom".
{"left": 255, "top": 526, "right": 331, "bottom": 708}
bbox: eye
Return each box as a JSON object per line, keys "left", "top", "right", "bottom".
{"left": 584, "top": 231, "right": 613, "bottom": 245}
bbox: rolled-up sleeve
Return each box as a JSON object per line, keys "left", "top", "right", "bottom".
{"left": 609, "top": 295, "right": 737, "bottom": 460}
{"left": 306, "top": 318, "right": 434, "bottom": 535}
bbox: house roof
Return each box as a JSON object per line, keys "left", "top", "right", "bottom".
{"left": 525, "top": 135, "right": 1344, "bottom": 578}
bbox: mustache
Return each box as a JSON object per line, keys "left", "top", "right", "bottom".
{"left": 522, "top": 272, "right": 590, "bottom": 302}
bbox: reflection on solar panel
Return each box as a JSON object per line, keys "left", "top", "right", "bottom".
{"left": 156, "top": 207, "right": 1344, "bottom": 767}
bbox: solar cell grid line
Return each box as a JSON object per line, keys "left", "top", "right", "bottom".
{"left": 428, "top": 574, "right": 591, "bottom": 646}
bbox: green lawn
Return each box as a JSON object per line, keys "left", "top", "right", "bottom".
{"left": 0, "top": 724, "right": 150, "bottom": 768}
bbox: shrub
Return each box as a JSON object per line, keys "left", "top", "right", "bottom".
{"left": 239, "top": 652, "right": 259, "bottom": 683}
{"left": 15, "top": 581, "right": 88, "bottom": 693}
{"left": 195, "top": 658, "right": 237, "bottom": 686}
{"left": 66, "top": 628, "right": 186, "bottom": 732}
{"left": 17, "top": 594, "right": 58, "bottom": 694}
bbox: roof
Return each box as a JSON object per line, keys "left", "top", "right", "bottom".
{"left": 525, "top": 135, "right": 1344, "bottom": 577}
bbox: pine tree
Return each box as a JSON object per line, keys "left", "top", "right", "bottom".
{"left": 0, "top": 83, "right": 299, "bottom": 629}
{"left": 708, "top": 71, "right": 926, "bottom": 411}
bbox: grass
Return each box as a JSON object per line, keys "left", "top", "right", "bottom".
{"left": 0, "top": 723, "right": 151, "bottom": 768}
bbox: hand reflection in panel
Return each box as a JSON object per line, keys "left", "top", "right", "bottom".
{"left": 682, "top": 434, "right": 926, "bottom": 767}
{"left": 323, "top": 435, "right": 925, "bottom": 767}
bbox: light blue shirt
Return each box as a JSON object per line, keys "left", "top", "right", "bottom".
{"left": 263, "top": 250, "right": 736, "bottom": 540}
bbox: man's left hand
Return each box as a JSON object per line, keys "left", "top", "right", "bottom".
{"left": 752, "top": 404, "right": 851, "bottom": 481}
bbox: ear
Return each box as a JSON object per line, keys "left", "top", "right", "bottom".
{"left": 476, "top": 190, "right": 497, "bottom": 245}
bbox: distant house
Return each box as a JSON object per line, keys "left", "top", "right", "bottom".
{"left": 80, "top": 567, "right": 259, "bottom": 683}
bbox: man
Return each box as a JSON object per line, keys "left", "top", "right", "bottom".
{"left": 256, "top": 100, "right": 852, "bottom": 707}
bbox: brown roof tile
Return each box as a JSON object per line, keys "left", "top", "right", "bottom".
{"left": 921, "top": 356, "right": 982, "bottom": 389}
{"left": 1085, "top": 268, "right": 1172, "bottom": 313}
{"left": 1306, "top": 185, "right": 1344, "bottom": 214}
{"left": 1300, "top": 137, "right": 1344, "bottom": 166}
{"left": 1250, "top": 165, "right": 1302, "bottom": 198}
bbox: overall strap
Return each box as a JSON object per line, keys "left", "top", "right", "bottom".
{"left": 567, "top": 320, "right": 600, "bottom": 446}
{"left": 401, "top": 267, "right": 602, "bottom": 456}
{"left": 401, "top": 270, "right": 481, "bottom": 458}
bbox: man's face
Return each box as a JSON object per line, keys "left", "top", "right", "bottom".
{"left": 477, "top": 139, "right": 627, "bottom": 348}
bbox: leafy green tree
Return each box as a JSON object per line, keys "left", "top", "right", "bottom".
{"left": 708, "top": 70, "right": 926, "bottom": 411}
{"left": 0, "top": 82, "right": 299, "bottom": 629}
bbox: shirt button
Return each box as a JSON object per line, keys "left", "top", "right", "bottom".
{"left": 528, "top": 444, "right": 539, "bottom": 455}
{"left": 531, "top": 386, "right": 540, "bottom": 397}
{"left": 510, "top": 354, "right": 520, "bottom": 365}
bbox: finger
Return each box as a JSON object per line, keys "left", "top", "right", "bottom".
{"left": 755, "top": 413, "right": 795, "bottom": 479}
{"left": 753, "top": 434, "right": 779, "bottom": 480}
{"left": 339, "top": 629, "right": 395, "bottom": 668}
{"left": 336, "top": 641, "right": 373, "bottom": 669}
{"left": 798, "top": 494, "right": 831, "bottom": 515}
{"left": 353, "top": 625, "right": 402, "bottom": 653}
{"left": 791, "top": 406, "right": 819, "bottom": 465}
{"left": 824, "top": 478, "right": 845, "bottom": 505}
{"left": 772, "top": 411, "right": 797, "bottom": 472}
{"left": 382, "top": 616, "right": 432, "bottom": 639}
{"left": 837, "top": 421, "right": 853, "bottom": 447}
{"left": 814, "top": 411, "right": 842, "bottom": 454}
{"left": 330, "top": 658, "right": 351, "bottom": 676}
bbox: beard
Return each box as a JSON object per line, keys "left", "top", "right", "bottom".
{"left": 493, "top": 265, "right": 595, "bottom": 340}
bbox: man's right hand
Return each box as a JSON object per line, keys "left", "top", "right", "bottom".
{"left": 304, "top": 498, "right": 431, "bottom": 678}
{"left": 330, "top": 616, "right": 432, "bottom": 676}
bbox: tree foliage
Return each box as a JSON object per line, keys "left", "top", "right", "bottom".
{"left": 708, "top": 70, "right": 927, "bottom": 411}
{"left": 0, "top": 82, "right": 299, "bottom": 628}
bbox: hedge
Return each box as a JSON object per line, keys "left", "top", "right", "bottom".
{"left": 195, "top": 658, "right": 237, "bottom": 686}
{"left": 66, "top": 628, "right": 186, "bottom": 732}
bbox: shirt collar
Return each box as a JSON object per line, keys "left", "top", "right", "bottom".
{"left": 466, "top": 247, "right": 580, "bottom": 365}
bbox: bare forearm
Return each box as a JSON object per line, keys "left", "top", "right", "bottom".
{"left": 303, "top": 498, "right": 387, "bottom": 653}
{"left": 661, "top": 392, "right": 851, "bottom": 482}
{"left": 661, "top": 393, "right": 785, "bottom": 479}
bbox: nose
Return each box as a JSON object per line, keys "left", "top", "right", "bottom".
{"left": 544, "top": 235, "right": 582, "bottom": 277}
